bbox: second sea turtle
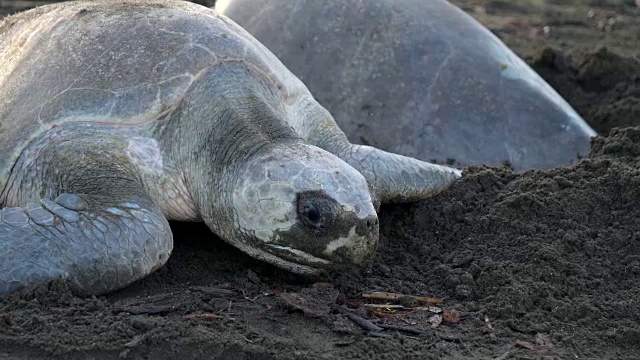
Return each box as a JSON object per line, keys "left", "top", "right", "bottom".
{"left": 219, "top": 0, "right": 598, "bottom": 171}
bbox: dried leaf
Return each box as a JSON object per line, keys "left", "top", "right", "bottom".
{"left": 442, "top": 308, "right": 461, "bottom": 324}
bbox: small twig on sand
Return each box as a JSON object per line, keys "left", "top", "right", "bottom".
{"left": 184, "top": 313, "right": 224, "bottom": 321}
{"left": 124, "top": 334, "right": 146, "bottom": 348}
{"left": 362, "top": 291, "right": 444, "bottom": 304}
{"left": 332, "top": 306, "right": 383, "bottom": 332}
{"left": 334, "top": 305, "right": 432, "bottom": 337}
{"left": 364, "top": 304, "right": 405, "bottom": 309}
{"left": 370, "top": 310, "right": 417, "bottom": 318}
{"left": 344, "top": 311, "right": 384, "bottom": 332}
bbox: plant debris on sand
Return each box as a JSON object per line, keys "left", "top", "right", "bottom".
{"left": 1, "top": 0, "right": 640, "bottom": 359}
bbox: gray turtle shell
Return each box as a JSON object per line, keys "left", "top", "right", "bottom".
{"left": 0, "top": 0, "right": 305, "bottom": 192}
{"left": 220, "top": 0, "right": 598, "bottom": 171}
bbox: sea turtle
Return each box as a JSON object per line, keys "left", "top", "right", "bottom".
{"left": 0, "top": 0, "right": 460, "bottom": 296}
{"left": 218, "top": 0, "right": 598, "bottom": 171}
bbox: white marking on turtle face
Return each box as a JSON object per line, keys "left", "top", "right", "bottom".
{"left": 267, "top": 244, "right": 331, "bottom": 265}
{"left": 323, "top": 226, "right": 358, "bottom": 256}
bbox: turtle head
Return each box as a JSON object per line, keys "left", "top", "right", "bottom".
{"left": 228, "top": 143, "right": 379, "bottom": 275}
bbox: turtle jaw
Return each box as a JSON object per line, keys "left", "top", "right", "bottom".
{"left": 255, "top": 214, "right": 380, "bottom": 274}
{"left": 263, "top": 241, "right": 376, "bottom": 275}
{"left": 264, "top": 244, "right": 338, "bottom": 275}
{"left": 217, "top": 216, "right": 379, "bottom": 275}
{"left": 224, "top": 237, "right": 348, "bottom": 275}
{"left": 223, "top": 230, "right": 377, "bottom": 276}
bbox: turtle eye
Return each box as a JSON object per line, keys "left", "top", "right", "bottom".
{"left": 302, "top": 202, "right": 322, "bottom": 228}
{"left": 297, "top": 191, "right": 335, "bottom": 230}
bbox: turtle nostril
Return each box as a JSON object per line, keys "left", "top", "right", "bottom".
{"left": 355, "top": 215, "right": 379, "bottom": 236}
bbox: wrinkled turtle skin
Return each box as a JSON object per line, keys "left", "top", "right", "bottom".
{"left": 0, "top": 0, "right": 460, "bottom": 296}
{"left": 219, "top": 0, "right": 598, "bottom": 171}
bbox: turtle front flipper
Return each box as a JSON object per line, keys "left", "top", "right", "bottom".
{"left": 0, "top": 135, "right": 173, "bottom": 296}
{"left": 338, "top": 144, "right": 462, "bottom": 204}
{"left": 0, "top": 194, "right": 172, "bottom": 296}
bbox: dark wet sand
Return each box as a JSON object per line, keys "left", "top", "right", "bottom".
{"left": 1, "top": 1, "right": 640, "bottom": 359}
